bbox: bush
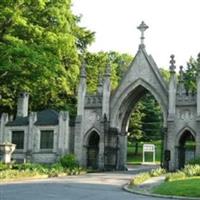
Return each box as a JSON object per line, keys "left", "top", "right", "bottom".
{"left": 183, "top": 165, "right": 200, "bottom": 177}
{"left": 0, "top": 162, "right": 9, "bottom": 171}
{"left": 130, "top": 172, "right": 151, "bottom": 186}
{"left": 12, "top": 163, "right": 48, "bottom": 174}
{"left": 60, "top": 154, "right": 78, "bottom": 169}
{"left": 150, "top": 167, "right": 166, "bottom": 177}
{"left": 188, "top": 158, "right": 200, "bottom": 165}
{"left": 165, "top": 171, "right": 186, "bottom": 182}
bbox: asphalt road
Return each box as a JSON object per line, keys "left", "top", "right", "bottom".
{"left": 0, "top": 166, "right": 171, "bottom": 200}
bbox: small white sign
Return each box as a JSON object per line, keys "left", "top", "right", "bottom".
{"left": 143, "top": 144, "right": 156, "bottom": 164}
{"left": 143, "top": 144, "right": 155, "bottom": 152}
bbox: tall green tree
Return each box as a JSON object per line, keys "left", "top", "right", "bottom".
{"left": 140, "top": 93, "right": 163, "bottom": 141}
{"left": 84, "top": 51, "right": 132, "bottom": 93}
{"left": 0, "top": 0, "right": 94, "bottom": 114}
{"left": 184, "top": 55, "right": 200, "bottom": 92}
{"left": 128, "top": 102, "right": 144, "bottom": 155}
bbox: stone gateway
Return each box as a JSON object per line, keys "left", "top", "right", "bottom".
{"left": 0, "top": 22, "right": 199, "bottom": 171}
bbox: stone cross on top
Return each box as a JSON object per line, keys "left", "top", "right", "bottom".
{"left": 137, "top": 21, "right": 149, "bottom": 47}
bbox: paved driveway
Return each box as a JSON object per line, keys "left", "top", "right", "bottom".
{"left": 0, "top": 166, "right": 171, "bottom": 200}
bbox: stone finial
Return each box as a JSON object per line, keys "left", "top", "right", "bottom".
{"left": 97, "top": 74, "right": 103, "bottom": 94}
{"left": 98, "top": 74, "right": 103, "bottom": 87}
{"left": 17, "top": 92, "right": 29, "bottom": 117}
{"left": 197, "top": 53, "right": 200, "bottom": 73}
{"left": 137, "top": 21, "right": 149, "bottom": 48}
{"left": 179, "top": 65, "right": 184, "bottom": 82}
{"left": 105, "top": 63, "right": 111, "bottom": 77}
{"left": 80, "top": 61, "right": 86, "bottom": 78}
{"left": 198, "top": 52, "right": 200, "bottom": 63}
{"left": 169, "top": 55, "right": 176, "bottom": 73}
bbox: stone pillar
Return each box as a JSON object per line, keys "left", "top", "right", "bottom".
{"left": 27, "top": 112, "right": 37, "bottom": 161}
{"left": 168, "top": 55, "right": 177, "bottom": 120}
{"left": 17, "top": 92, "right": 29, "bottom": 117}
{"left": 166, "top": 123, "right": 176, "bottom": 171}
{"left": 197, "top": 53, "right": 200, "bottom": 118}
{"left": 98, "top": 134, "right": 104, "bottom": 169}
{"left": 58, "top": 111, "right": 69, "bottom": 155}
{"left": 74, "top": 116, "right": 83, "bottom": 166}
{"left": 197, "top": 78, "right": 200, "bottom": 118}
{"left": 117, "top": 135, "right": 127, "bottom": 170}
{"left": 0, "top": 113, "right": 9, "bottom": 143}
{"left": 195, "top": 122, "right": 200, "bottom": 158}
{"left": 102, "top": 63, "right": 111, "bottom": 120}
{"left": 77, "top": 62, "right": 86, "bottom": 116}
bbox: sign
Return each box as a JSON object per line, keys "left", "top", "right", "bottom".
{"left": 143, "top": 144, "right": 155, "bottom": 152}
{"left": 143, "top": 144, "right": 156, "bottom": 164}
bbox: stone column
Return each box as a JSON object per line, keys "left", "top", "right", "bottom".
{"left": 102, "top": 63, "right": 111, "bottom": 120}
{"left": 168, "top": 55, "right": 177, "bottom": 121}
{"left": 74, "top": 116, "right": 84, "bottom": 166}
{"left": 0, "top": 113, "right": 9, "bottom": 143}
{"left": 117, "top": 135, "right": 127, "bottom": 170}
{"left": 98, "top": 134, "right": 104, "bottom": 169}
{"left": 17, "top": 92, "right": 29, "bottom": 117}
{"left": 27, "top": 112, "right": 37, "bottom": 161}
{"left": 58, "top": 111, "right": 69, "bottom": 155}
{"left": 77, "top": 62, "right": 86, "bottom": 116}
{"left": 197, "top": 76, "right": 200, "bottom": 119}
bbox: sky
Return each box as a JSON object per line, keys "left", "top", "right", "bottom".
{"left": 72, "top": 0, "right": 200, "bottom": 70}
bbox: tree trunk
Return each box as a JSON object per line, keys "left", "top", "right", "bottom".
{"left": 134, "top": 142, "right": 139, "bottom": 155}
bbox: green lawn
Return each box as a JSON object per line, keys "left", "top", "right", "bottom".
{"left": 127, "top": 140, "right": 162, "bottom": 164}
{"left": 153, "top": 177, "right": 200, "bottom": 197}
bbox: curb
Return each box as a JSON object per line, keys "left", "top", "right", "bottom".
{"left": 123, "top": 184, "right": 200, "bottom": 200}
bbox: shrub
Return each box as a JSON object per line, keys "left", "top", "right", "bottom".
{"left": 130, "top": 172, "right": 151, "bottom": 186}
{"left": 12, "top": 163, "right": 48, "bottom": 174}
{"left": 0, "top": 162, "right": 9, "bottom": 171}
{"left": 183, "top": 164, "right": 200, "bottom": 177}
{"left": 60, "top": 154, "right": 78, "bottom": 169}
{"left": 165, "top": 171, "right": 186, "bottom": 182}
{"left": 150, "top": 167, "right": 166, "bottom": 177}
{"left": 188, "top": 158, "right": 200, "bottom": 165}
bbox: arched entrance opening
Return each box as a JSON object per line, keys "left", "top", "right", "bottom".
{"left": 127, "top": 92, "right": 163, "bottom": 165}
{"left": 178, "top": 130, "right": 196, "bottom": 169}
{"left": 87, "top": 131, "right": 100, "bottom": 169}
{"left": 110, "top": 80, "right": 167, "bottom": 169}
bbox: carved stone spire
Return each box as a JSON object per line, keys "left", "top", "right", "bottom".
{"left": 137, "top": 21, "right": 149, "bottom": 48}
{"left": 80, "top": 61, "right": 86, "bottom": 78}
{"left": 98, "top": 74, "right": 103, "bottom": 86}
{"left": 197, "top": 53, "right": 200, "bottom": 73}
{"left": 179, "top": 65, "right": 184, "bottom": 83}
{"left": 104, "top": 63, "right": 111, "bottom": 77}
{"left": 97, "top": 74, "right": 103, "bottom": 94}
{"left": 169, "top": 55, "right": 176, "bottom": 73}
{"left": 177, "top": 65, "right": 186, "bottom": 95}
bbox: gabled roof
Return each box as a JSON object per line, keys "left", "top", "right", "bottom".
{"left": 6, "top": 116, "right": 29, "bottom": 126}
{"left": 34, "top": 109, "right": 59, "bottom": 126}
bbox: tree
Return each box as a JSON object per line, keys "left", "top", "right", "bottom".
{"left": 84, "top": 51, "right": 133, "bottom": 93}
{"left": 140, "top": 93, "right": 163, "bottom": 141}
{"left": 128, "top": 102, "right": 144, "bottom": 155}
{"left": 184, "top": 55, "right": 200, "bottom": 92}
{"left": 0, "top": 0, "right": 94, "bottom": 115}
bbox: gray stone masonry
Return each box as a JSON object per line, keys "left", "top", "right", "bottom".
{"left": 1, "top": 22, "right": 200, "bottom": 171}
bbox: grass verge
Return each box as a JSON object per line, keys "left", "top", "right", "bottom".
{"left": 153, "top": 177, "right": 200, "bottom": 197}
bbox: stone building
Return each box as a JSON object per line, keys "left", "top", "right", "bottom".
{"left": 0, "top": 22, "right": 200, "bottom": 171}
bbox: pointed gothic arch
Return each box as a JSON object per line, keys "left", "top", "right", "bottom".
{"left": 110, "top": 78, "right": 167, "bottom": 134}
{"left": 176, "top": 127, "right": 196, "bottom": 169}
{"left": 83, "top": 128, "right": 100, "bottom": 169}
